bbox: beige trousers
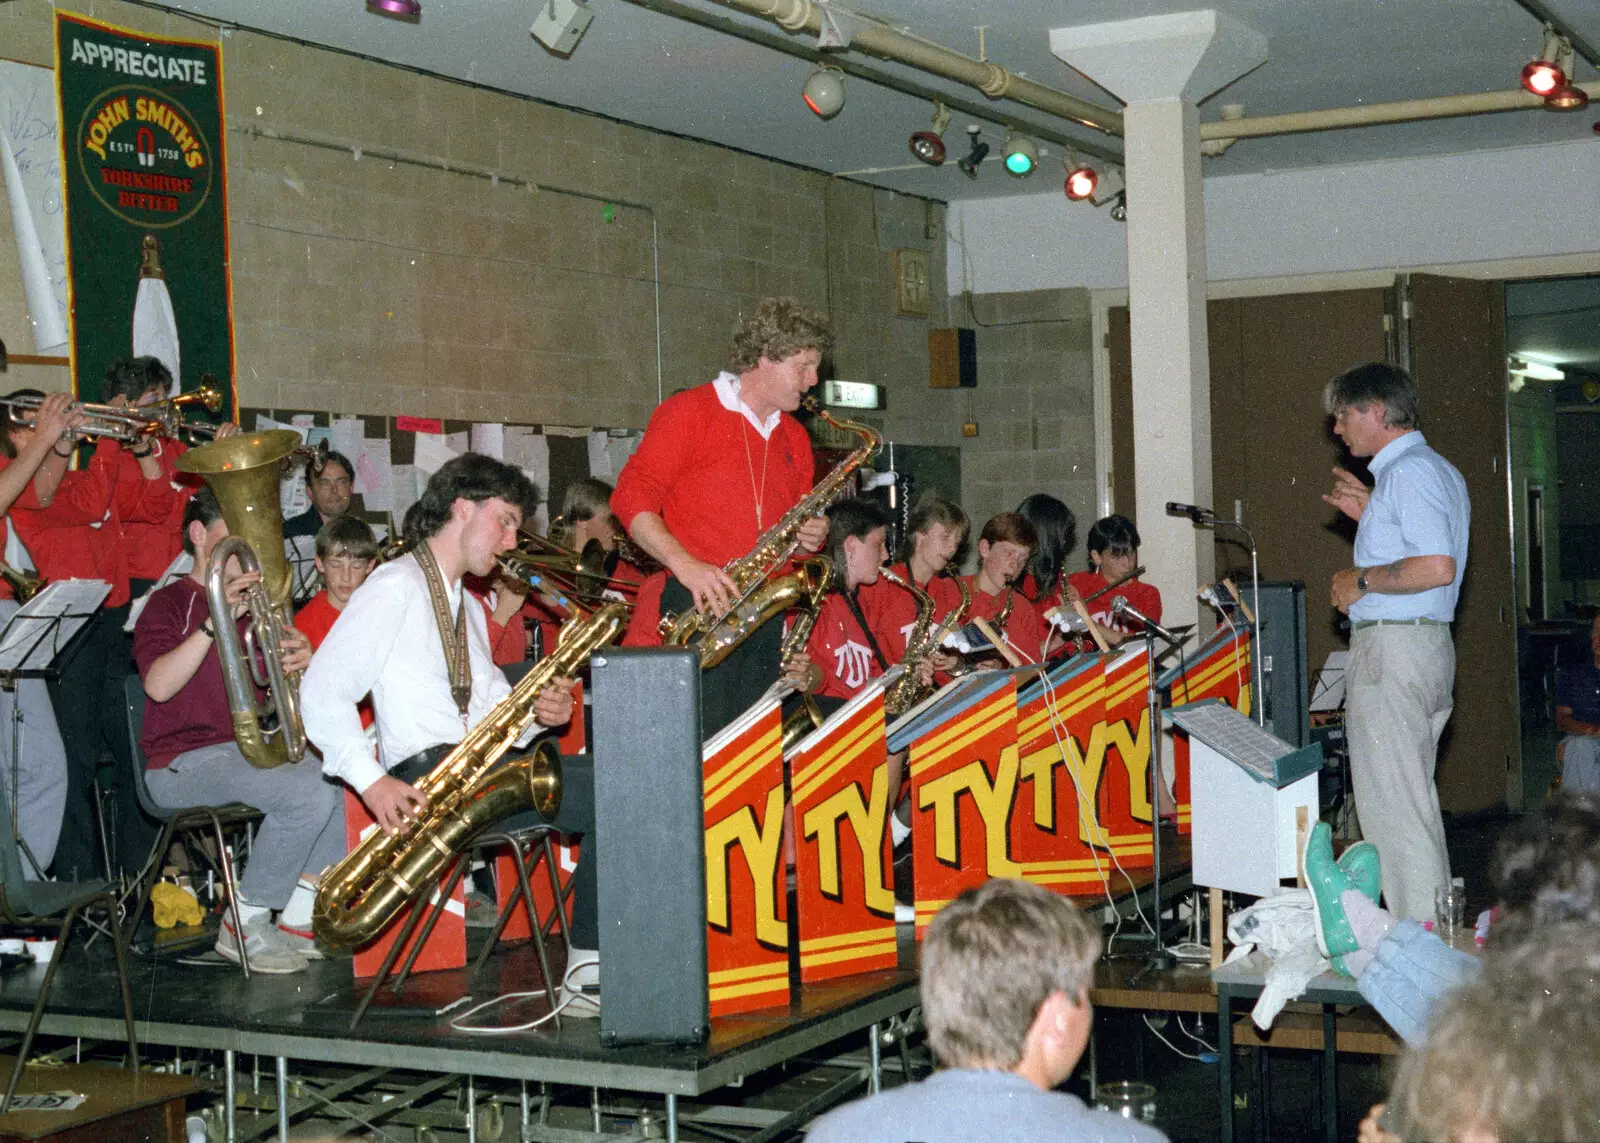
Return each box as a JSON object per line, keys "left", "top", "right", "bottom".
{"left": 1345, "top": 623, "right": 1455, "bottom": 922}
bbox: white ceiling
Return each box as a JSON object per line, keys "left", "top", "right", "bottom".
{"left": 152, "top": 0, "right": 1599, "bottom": 202}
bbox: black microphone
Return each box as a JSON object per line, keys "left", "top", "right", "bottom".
{"left": 1166, "top": 501, "right": 1215, "bottom": 524}
{"left": 1111, "top": 596, "right": 1186, "bottom": 646}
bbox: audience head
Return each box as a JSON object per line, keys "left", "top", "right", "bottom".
{"left": 976, "top": 512, "right": 1036, "bottom": 590}
{"left": 824, "top": 497, "right": 890, "bottom": 591}
{"left": 1085, "top": 514, "right": 1141, "bottom": 582}
{"left": 922, "top": 878, "right": 1100, "bottom": 1089}
{"left": 405, "top": 453, "right": 538, "bottom": 576}
{"left": 1016, "top": 493, "right": 1076, "bottom": 599}
{"left": 314, "top": 515, "right": 379, "bottom": 608}
{"left": 101, "top": 357, "right": 172, "bottom": 406}
{"left": 1389, "top": 923, "right": 1600, "bottom": 1143}
{"left": 726, "top": 297, "right": 835, "bottom": 374}
{"left": 902, "top": 496, "right": 969, "bottom": 574}
{"left": 306, "top": 450, "right": 356, "bottom": 521}
{"left": 1487, "top": 792, "right": 1600, "bottom": 947}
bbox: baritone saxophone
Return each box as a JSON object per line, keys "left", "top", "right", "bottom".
{"left": 313, "top": 600, "right": 628, "bottom": 949}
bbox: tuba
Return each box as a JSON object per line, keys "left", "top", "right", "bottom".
{"left": 314, "top": 599, "right": 628, "bottom": 950}
{"left": 881, "top": 569, "right": 970, "bottom": 716}
{"left": 175, "top": 430, "right": 307, "bottom": 768}
{"left": 660, "top": 399, "right": 879, "bottom": 668}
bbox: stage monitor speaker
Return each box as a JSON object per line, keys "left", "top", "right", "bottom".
{"left": 1254, "top": 580, "right": 1310, "bottom": 748}
{"left": 591, "top": 648, "right": 709, "bottom": 1046}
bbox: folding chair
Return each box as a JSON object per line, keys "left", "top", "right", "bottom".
{"left": 118, "top": 675, "right": 261, "bottom": 978}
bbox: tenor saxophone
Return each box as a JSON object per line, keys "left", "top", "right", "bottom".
{"left": 660, "top": 398, "right": 879, "bottom": 670}
{"left": 880, "top": 570, "right": 972, "bottom": 716}
{"left": 313, "top": 600, "right": 629, "bottom": 949}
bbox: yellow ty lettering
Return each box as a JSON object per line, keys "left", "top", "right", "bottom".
{"left": 704, "top": 786, "right": 788, "bottom": 949}
{"left": 800, "top": 767, "right": 895, "bottom": 914}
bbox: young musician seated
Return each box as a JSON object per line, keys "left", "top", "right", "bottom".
{"left": 294, "top": 515, "right": 379, "bottom": 727}
{"left": 1067, "top": 514, "right": 1161, "bottom": 646}
{"left": 808, "top": 878, "right": 1166, "bottom": 1143}
{"left": 859, "top": 496, "right": 968, "bottom": 671}
{"left": 134, "top": 489, "right": 344, "bottom": 974}
{"left": 1015, "top": 493, "right": 1099, "bottom": 660}
{"left": 960, "top": 513, "right": 1046, "bottom": 666}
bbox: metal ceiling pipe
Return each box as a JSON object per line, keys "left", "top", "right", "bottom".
{"left": 709, "top": 0, "right": 1124, "bottom": 136}
{"left": 1200, "top": 80, "right": 1600, "bottom": 141}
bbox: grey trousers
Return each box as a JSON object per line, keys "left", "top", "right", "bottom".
{"left": 145, "top": 740, "right": 345, "bottom": 909}
{"left": 1560, "top": 736, "right": 1600, "bottom": 795}
{"left": 0, "top": 599, "right": 68, "bottom": 878}
{"left": 1346, "top": 623, "right": 1455, "bottom": 922}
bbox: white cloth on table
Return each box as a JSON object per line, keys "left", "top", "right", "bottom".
{"left": 1224, "top": 889, "right": 1333, "bottom": 1029}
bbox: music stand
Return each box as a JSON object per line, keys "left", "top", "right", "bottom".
{"left": 0, "top": 580, "right": 111, "bottom": 878}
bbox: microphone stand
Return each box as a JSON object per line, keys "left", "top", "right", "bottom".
{"left": 1172, "top": 508, "right": 1266, "bottom": 728}
{"left": 1127, "top": 612, "right": 1182, "bottom": 980}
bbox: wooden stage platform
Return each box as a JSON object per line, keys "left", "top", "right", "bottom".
{"left": 0, "top": 833, "right": 1193, "bottom": 1140}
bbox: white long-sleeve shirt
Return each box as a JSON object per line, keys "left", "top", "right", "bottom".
{"left": 301, "top": 554, "right": 514, "bottom": 794}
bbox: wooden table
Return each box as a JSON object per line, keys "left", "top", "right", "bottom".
{"left": 0, "top": 1059, "right": 202, "bottom": 1143}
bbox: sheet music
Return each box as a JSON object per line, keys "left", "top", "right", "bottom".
{"left": 0, "top": 579, "right": 110, "bottom": 672}
{"left": 286, "top": 535, "right": 319, "bottom": 600}
{"left": 1309, "top": 651, "right": 1348, "bottom": 712}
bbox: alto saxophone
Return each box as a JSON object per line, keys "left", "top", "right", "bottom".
{"left": 313, "top": 600, "right": 629, "bottom": 949}
{"left": 774, "top": 557, "right": 834, "bottom": 753}
{"left": 660, "top": 398, "right": 879, "bottom": 670}
{"left": 880, "top": 570, "right": 972, "bottom": 716}
{"left": 0, "top": 560, "right": 43, "bottom": 604}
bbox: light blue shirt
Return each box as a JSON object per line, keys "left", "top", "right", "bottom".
{"left": 1350, "top": 431, "right": 1469, "bottom": 623}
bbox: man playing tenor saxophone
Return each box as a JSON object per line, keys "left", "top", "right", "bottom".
{"left": 613, "top": 297, "right": 833, "bottom": 735}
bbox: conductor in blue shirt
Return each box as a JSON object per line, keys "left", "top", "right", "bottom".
{"left": 1323, "top": 362, "right": 1470, "bottom": 923}
{"left": 806, "top": 878, "right": 1166, "bottom": 1143}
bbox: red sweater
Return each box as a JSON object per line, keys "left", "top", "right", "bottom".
{"left": 295, "top": 589, "right": 375, "bottom": 728}
{"left": 612, "top": 382, "right": 815, "bottom": 568}
{"left": 961, "top": 578, "right": 1046, "bottom": 664}
{"left": 857, "top": 563, "right": 965, "bottom": 664}
{"left": 5, "top": 438, "right": 175, "bottom": 608}
{"left": 805, "top": 591, "right": 884, "bottom": 701}
{"left": 1068, "top": 570, "right": 1162, "bottom": 637}
{"left": 119, "top": 438, "right": 198, "bottom": 581}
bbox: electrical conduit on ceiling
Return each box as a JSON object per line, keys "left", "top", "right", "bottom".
{"left": 707, "top": 0, "right": 1124, "bottom": 136}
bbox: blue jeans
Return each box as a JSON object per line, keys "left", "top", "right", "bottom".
{"left": 1356, "top": 919, "right": 1480, "bottom": 1044}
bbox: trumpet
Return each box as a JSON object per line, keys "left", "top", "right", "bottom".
{"left": 1, "top": 394, "right": 165, "bottom": 444}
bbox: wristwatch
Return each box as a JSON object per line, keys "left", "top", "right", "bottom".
{"left": 200, "top": 618, "right": 216, "bottom": 639}
{"left": 1356, "top": 569, "right": 1370, "bottom": 594}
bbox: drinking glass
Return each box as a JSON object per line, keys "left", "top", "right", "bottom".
{"left": 1435, "top": 880, "right": 1466, "bottom": 942}
{"left": 1095, "top": 1080, "right": 1157, "bottom": 1124}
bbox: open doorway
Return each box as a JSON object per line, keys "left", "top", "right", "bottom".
{"left": 1506, "top": 275, "right": 1600, "bottom": 801}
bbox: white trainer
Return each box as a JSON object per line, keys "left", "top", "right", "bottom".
{"left": 216, "top": 915, "right": 311, "bottom": 974}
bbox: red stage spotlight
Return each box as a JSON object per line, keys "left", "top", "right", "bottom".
{"left": 909, "top": 131, "right": 946, "bottom": 165}
{"left": 1546, "top": 85, "right": 1590, "bottom": 111}
{"left": 1523, "top": 58, "right": 1566, "bottom": 96}
{"left": 1064, "top": 165, "right": 1098, "bottom": 201}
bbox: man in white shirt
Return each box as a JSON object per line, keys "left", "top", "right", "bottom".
{"left": 1322, "top": 362, "right": 1470, "bottom": 923}
{"left": 301, "top": 455, "right": 583, "bottom": 962}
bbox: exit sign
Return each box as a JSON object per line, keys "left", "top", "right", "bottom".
{"left": 823, "top": 380, "right": 884, "bottom": 410}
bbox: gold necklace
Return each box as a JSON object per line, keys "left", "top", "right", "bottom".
{"left": 738, "top": 401, "right": 772, "bottom": 528}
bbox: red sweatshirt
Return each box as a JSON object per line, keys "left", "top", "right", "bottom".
{"left": 961, "top": 578, "right": 1046, "bottom": 665}
{"left": 1068, "top": 570, "right": 1162, "bottom": 637}
{"left": 612, "top": 382, "right": 815, "bottom": 568}
{"left": 804, "top": 591, "right": 884, "bottom": 701}
{"left": 857, "top": 562, "right": 965, "bottom": 664}
{"left": 5, "top": 438, "right": 175, "bottom": 608}
{"left": 118, "top": 438, "right": 198, "bottom": 582}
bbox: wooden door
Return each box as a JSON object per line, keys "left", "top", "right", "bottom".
{"left": 1407, "top": 274, "right": 1520, "bottom": 811}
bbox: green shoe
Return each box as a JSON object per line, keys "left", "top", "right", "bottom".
{"left": 1336, "top": 841, "right": 1381, "bottom": 906}
{"left": 1303, "top": 821, "right": 1360, "bottom": 958}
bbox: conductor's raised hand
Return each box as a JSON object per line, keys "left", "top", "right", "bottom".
{"left": 361, "top": 774, "right": 428, "bottom": 835}
{"left": 534, "top": 675, "right": 576, "bottom": 729}
{"left": 1322, "top": 466, "right": 1371, "bottom": 522}
{"left": 675, "top": 557, "right": 737, "bottom": 616}
{"left": 796, "top": 516, "right": 829, "bottom": 554}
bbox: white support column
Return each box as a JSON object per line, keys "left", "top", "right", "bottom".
{"left": 1051, "top": 10, "right": 1266, "bottom": 630}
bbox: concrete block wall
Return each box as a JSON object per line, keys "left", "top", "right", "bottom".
{"left": 0, "top": 0, "right": 961, "bottom": 448}
{"left": 958, "top": 288, "right": 1098, "bottom": 555}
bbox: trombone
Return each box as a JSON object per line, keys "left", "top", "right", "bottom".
{"left": 497, "top": 531, "right": 639, "bottom": 617}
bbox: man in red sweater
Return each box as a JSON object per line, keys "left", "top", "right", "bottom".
{"left": 3, "top": 383, "right": 175, "bottom": 879}
{"left": 612, "top": 297, "right": 831, "bottom": 734}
